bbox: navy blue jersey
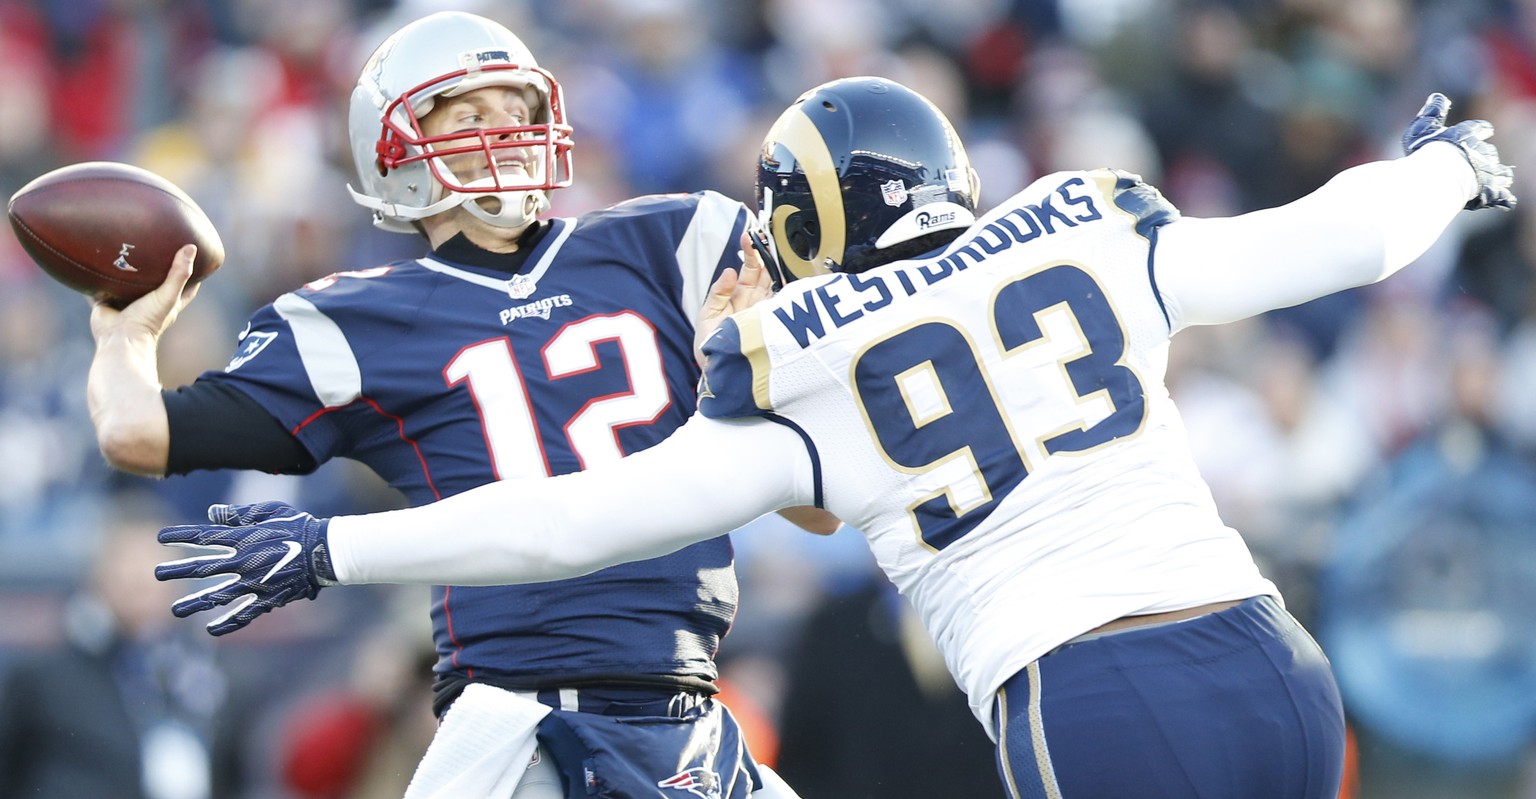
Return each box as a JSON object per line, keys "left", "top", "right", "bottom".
{"left": 199, "top": 191, "right": 750, "bottom": 688}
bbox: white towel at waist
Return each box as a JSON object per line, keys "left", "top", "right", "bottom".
{"left": 403, "top": 683, "right": 553, "bottom": 799}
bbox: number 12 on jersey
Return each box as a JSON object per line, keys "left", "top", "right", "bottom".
{"left": 446, "top": 311, "right": 672, "bottom": 478}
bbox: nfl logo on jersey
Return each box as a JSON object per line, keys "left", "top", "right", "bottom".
{"left": 507, "top": 274, "right": 537, "bottom": 300}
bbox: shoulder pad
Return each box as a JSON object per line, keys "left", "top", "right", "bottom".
{"left": 698, "top": 316, "right": 772, "bottom": 420}
{"left": 586, "top": 190, "right": 747, "bottom": 234}
{"left": 1102, "top": 168, "right": 1181, "bottom": 238}
{"left": 603, "top": 190, "right": 708, "bottom": 214}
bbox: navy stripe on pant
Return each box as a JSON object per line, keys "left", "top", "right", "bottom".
{"left": 995, "top": 596, "right": 1345, "bottom": 799}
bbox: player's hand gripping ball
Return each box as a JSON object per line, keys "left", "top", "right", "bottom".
{"left": 7, "top": 161, "right": 225, "bottom": 307}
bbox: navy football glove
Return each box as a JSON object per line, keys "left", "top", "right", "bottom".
{"left": 1401, "top": 92, "right": 1516, "bottom": 211}
{"left": 156, "top": 501, "right": 339, "bottom": 636}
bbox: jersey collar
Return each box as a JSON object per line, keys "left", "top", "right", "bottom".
{"left": 431, "top": 220, "right": 554, "bottom": 275}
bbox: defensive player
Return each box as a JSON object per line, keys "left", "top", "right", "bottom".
{"left": 155, "top": 78, "right": 1516, "bottom": 797}
{"left": 90, "top": 11, "right": 808, "bottom": 798}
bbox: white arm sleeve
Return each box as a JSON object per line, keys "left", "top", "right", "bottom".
{"left": 325, "top": 414, "right": 816, "bottom": 585}
{"left": 1156, "top": 141, "right": 1478, "bottom": 331}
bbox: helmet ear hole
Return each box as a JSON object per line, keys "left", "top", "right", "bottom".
{"left": 783, "top": 213, "right": 819, "bottom": 260}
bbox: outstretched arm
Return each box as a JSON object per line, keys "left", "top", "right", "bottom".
{"left": 157, "top": 413, "right": 817, "bottom": 634}
{"left": 331, "top": 414, "right": 817, "bottom": 583}
{"left": 329, "top": 413, "right": 815, "bottom": 585}
{"left": 1156, "top": 94, "right": 1514, "bottom": 330}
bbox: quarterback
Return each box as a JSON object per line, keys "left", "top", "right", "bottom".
{"left": 92, "top": 10, "right": 811, "bottom": 799}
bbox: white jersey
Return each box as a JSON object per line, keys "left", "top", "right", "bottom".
{"left": 698, "top": 169, "right": 1277, "bottom": 729}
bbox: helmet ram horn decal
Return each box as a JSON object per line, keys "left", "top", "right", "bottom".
{"left": 755, "top": 76, "right": 979, "bottom": 283}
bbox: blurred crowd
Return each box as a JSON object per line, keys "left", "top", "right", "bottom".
{"left": 3, "top": 0, "right": 1536, "bottom": 796}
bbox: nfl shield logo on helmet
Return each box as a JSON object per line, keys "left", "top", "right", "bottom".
{"left": 657, "top": 767, "right": 722, "bottom": 799}
{"left": 881, "top": 179, "right": 908, "bottom": 207}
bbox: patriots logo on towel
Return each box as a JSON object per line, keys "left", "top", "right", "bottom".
{"left": 657, "top": 767, "right": 722, "bottom": 799}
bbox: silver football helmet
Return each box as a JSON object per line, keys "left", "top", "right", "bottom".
{"left": 347, "top": 12, "right": 574, "bottom": 233}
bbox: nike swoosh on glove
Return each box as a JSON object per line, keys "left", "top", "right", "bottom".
{"left": 156, "top": 502, "right": 338, "bottom": 636}
{"left": 1401, "top": 92, "right": 1517, "bottom": 211}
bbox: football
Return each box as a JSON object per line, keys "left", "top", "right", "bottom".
{"left": 6, "top": 161, "right": 225, "bottom": 308}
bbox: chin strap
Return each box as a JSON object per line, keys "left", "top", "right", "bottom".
{"left": 348, "top": 183, "right": 461, "bottom": 233}
{"left": 349, "top": 183, "right": 548, "bottom": 233}
{"left": 463, "top": 188, "right": 549, "bottom": 230}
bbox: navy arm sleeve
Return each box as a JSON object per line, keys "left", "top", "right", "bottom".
{"left": 162, "top": 381, "right": 319, "bottom": 476}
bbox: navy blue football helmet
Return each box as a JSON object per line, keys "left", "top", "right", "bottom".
{"left": 756, "top": 76, "right": 979, "bottom": 284}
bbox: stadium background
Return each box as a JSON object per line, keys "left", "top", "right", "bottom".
{"left": 1, "top": 0, "right": 1535, "bottom": 796}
